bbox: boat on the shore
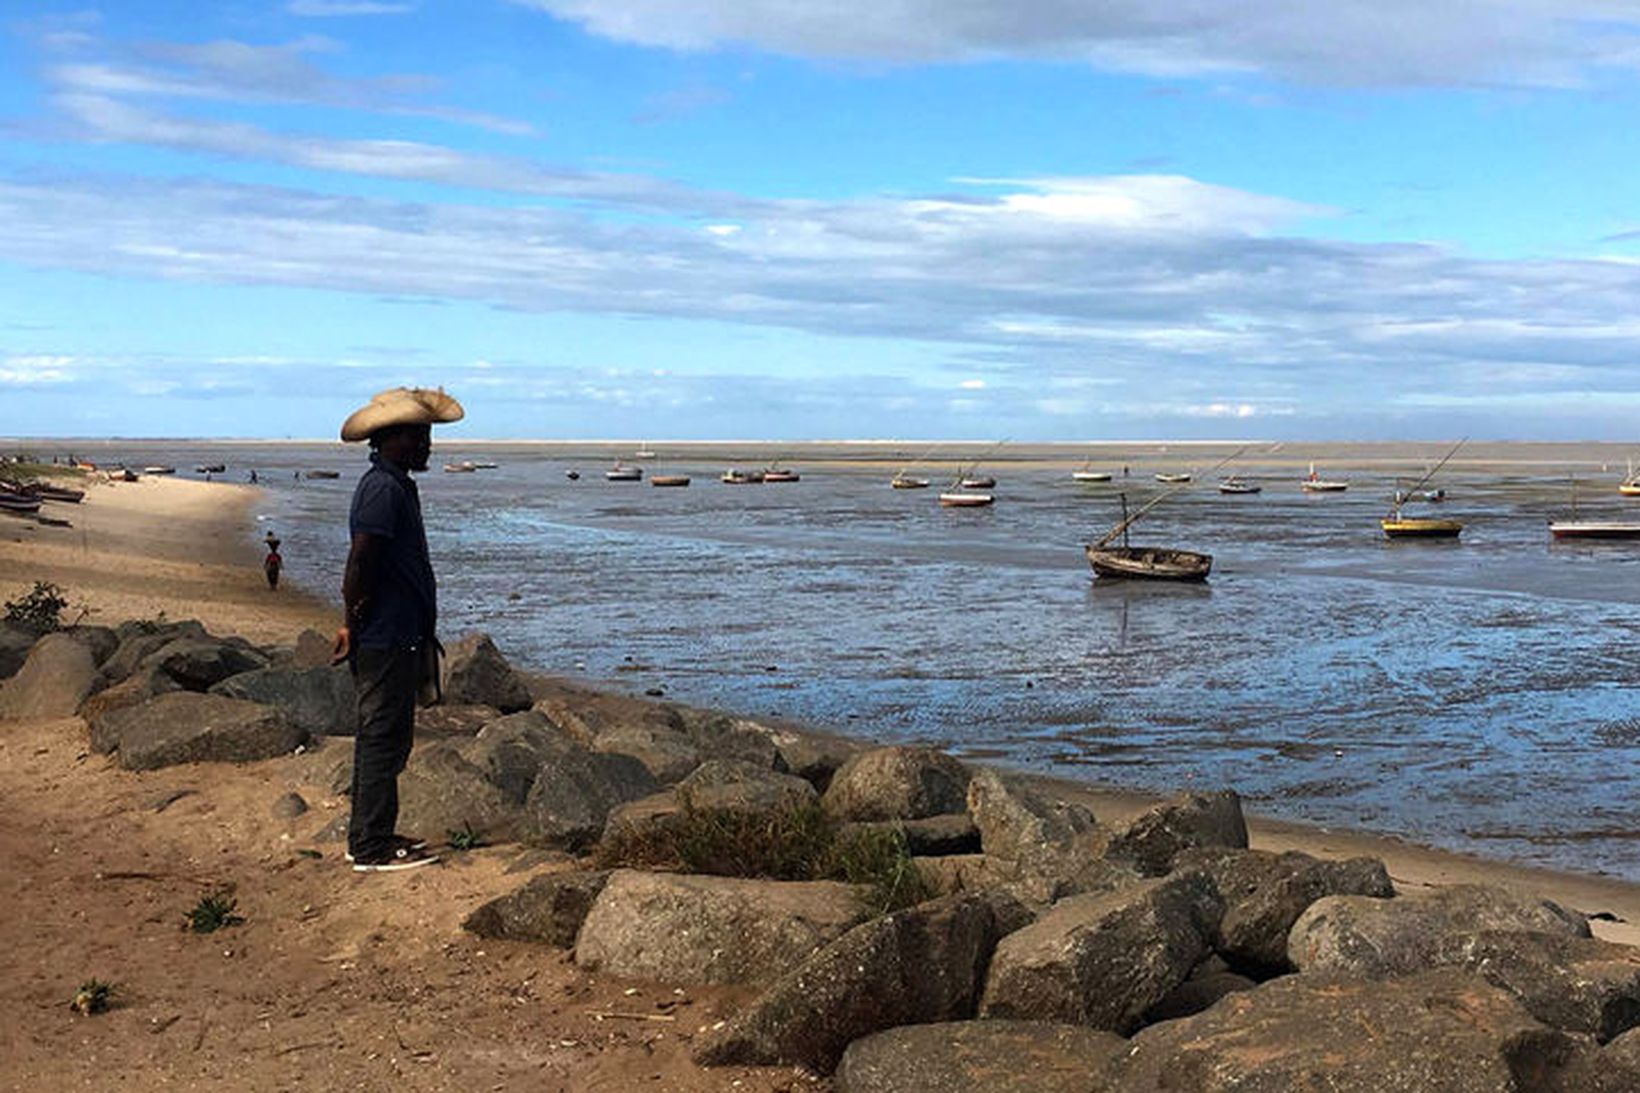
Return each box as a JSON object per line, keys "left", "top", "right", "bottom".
{"left": 1, "top": 481, "right": 85, "bottom": 504}
{"left": 721, "top": 469, "right": 764, "bottom": 484}
{"left": 1619, "top": 460, "right": 1640, "bottom": 497}
{"left": 1302, "top": 463, "right": 1348, "bottom": 492}
{"left": 1072, "top": 469, "right": 1113, "bottom": 483}
{"left": 1382, "top": 440, "right": 1465, "bottom": 539}
{"left": 1218, "top": 478, "right": 1261, "bottom": 495}
{"left": 938, "top": 490, "right": 994, "bottom": 507}
{"left": 1549, "top": 520, "right": 1640, "bottom": 540}
{"left": 605, "top": 462, "right": 644, "bottom": 481}
{"left": 890, "top": 474, "right": 930, "bottom": 489}
{"left": 762, "top": 466, "right": 801, "bottom": 483}
{"left": 107, "top": 467, "right": 139, "bottom": 482}
{"left": 959, "top": 475, "right": 996, "bottom": 489}
{"left": 651, "top": 474, "right": 691, "bottom": 487}
{"left": 304, "top": 470, "right": 340, "bottom": 480}
{"left": 194, "top": 463, "right": 226, "bottom": 474}
{"left": 1154, "top": 471, "right": 1192, "bottom": 484}
{"left": 0, "top": 493, "right": 43, "bottom": 514}
{"left": 443, "top": 461, "right": 477, "bottom": 473}
{"left": 565, "top": 469, "right": 581, "bottom": 481}
{"left": 635, "top": 443, "right": 657, "bottom": 459}
{"left": 1085, "top": 544, "right": 1212, "bottom": 581}
{"left": 143, "top": 465, "right": 176, "bottom": 476}
{"left": 472, "top": 460, "right": 499, "bottom": 470}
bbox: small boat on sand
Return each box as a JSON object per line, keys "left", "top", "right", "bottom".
{"left": 1218, "top": 478, "right": 1261, "bottom": 495}
{"left": 1549, "top": 521, "right": 1640, "bottom": 540}
{"left": 1085, "top": 544, "right": 1211, "bottom": 581}
{"left": 1072, "top": 470, "right": 1113, "bottom": 482}
{"left": 472, "top": 460, "right": 499, "bottom": 470}
{"left": 565, "top": 469, "right": 581, "bottom": 480}
{"left": 605, "top": 462, "right": 644, "bottom": 481}
{"left": 444, "top": 461, "right": 477, "bottom": 473}
{"left": 1154, "top": 472, "right": 1192, "bottom": 484}
{"left": 1382, "top": 440, "right": 1464, "bottom": 539}
{"left": 891, "top": 474, "right": 930, "bottom": 489}
{"left": 0, "top": 493, "right": 43, "bottom": 514}
{"left": 194, "top": 463, "right": 226, "bottom": 474}
{"left": 939, "top": 490, "right": 994, "bottom": 507}
{"left": 721, "top": 469, "right": 763, "bottom": 484}
{"left": 1302, "top": 463, "right": 1348, "bottom": 492}
{"left": 651, "top": 474, "right": 691, "bottom": 487}
{"left": 143, "top": 465, "right": 176, "bottom": 475}
{"left": 762, "top": 467, "right": 801, "bottom": 483}
{"left": 304, "top": 469, "right": 340, "bottom": 480}
{"left": 1620, "top": 460, "right": 1640, "bottom": 497}
{"left": 959, "top": 476, "right": 996, "bottom": 489}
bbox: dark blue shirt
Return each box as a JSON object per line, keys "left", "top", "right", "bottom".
{"left": 348, "top": 452, "right": 437, "bottom": 649}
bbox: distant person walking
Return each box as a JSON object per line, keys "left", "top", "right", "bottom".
{"left": 248, "top": 469, "right": 258, "bottom": 484}
{"left": 331, "top": 386, "right": 464, "bottom": 874}
{"left": 262, "top": 533, "right": 282, "bottom": 590}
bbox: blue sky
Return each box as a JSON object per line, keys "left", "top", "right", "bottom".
{"left": 7, "top": 2, "right": 1640, "bottom": 439}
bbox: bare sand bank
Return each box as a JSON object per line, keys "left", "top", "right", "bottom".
{"left": 4, "top": 467, "right": 1640, "bottom": 1089}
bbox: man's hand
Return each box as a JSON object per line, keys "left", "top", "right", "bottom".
{"left": 330, "top": 626, "right": 352, "bottom": 665}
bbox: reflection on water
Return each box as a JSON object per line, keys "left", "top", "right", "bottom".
{"left": 61, "top": 441, "right": 1640, "bottom": 879}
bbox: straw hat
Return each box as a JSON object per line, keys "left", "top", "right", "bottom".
{"left": 340, "top": 387, "right": 464, "bottom": 442}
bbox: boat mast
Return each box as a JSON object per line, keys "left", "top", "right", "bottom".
{"left": 1386, "top": 437, "right": 1465, "bottom": 519}
{"left": 1095, "top": 447, "right": 1246, "bottom": 548}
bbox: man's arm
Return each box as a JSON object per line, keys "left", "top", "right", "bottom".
{"left": 331, "top": 531, "right": 385, "bottom": 663}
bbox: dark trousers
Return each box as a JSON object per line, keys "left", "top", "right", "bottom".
{"left": 348, "top": 645, "right": 418, "bottom": 858}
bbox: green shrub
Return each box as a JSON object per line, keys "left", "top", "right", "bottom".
{"left": 70, "top": 979, "right": 115, "bottom": 1016}
{"left": 4, "top": 581, "right": 69, "bottom": 632}
{"left": 183, "top": 891, "right": 243, "bottom": 934}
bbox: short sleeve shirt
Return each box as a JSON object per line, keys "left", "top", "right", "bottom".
{"left": 348, "top": 451, "right": 437, "bottom": 649}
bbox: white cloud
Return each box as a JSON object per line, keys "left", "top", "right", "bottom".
{"left": 0, "top": 355, "right": 77, "bottom": 386}
{"left": 959, "top": 379, "right": 986, "bottom": 389}
{"left": 513, "top": 0, "right": 1640, "bottom": 89}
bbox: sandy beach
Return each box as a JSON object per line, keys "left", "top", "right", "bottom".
{"left": 4, "top": 470, "right": 1640, "bottom": 1090}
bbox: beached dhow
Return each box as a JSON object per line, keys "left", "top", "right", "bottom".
{"left": 1154, "top": 471, "right": 1192, "bottom": 484}
{"left": 1382, "top": 440, "right": 1465, "bottom": 539}
{"left": 938, "top": 489, "right": 994, "bottom": 507}
{"left": 890, "top": 473, "right": 930, "bottom": 489}
{"left": 1085, "top": 492, "right": 1210, "bottom": 580}
{"left": 1072, "top": 469, "right": 1113, "bottom": 482}
{"left": 1620, "top": 460, "right": 1640, "bottom": 497}
{"left": 762, "top": 463, "right": 801, "bottom": 482}
{"left": 304, "top": 469, "right": 340, "bottom": 480}
{"left": 651, "top": 474, "right": 691, "bottom": 487}
{"left": 1549, "top": 520, "right": 1640, "bottom": 540}
{"left": 605, "top": 461, "right": 644, "bottom": 481}
{"left": 721, "top": 468, "right": 763, "bottom": 484}
{"left": 1218, "top": 477, "right": 1261, "bottom": 494}
{"left": 443, "top": 461, "right": 477, "bottom": 473}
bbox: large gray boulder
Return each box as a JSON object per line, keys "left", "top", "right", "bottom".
{"left": 964, "top": 769, "right": 1130, "bottom": 902}
{"left": 979, "top": 870, "right": 1224, "bottom": 1033}
{"left": 846, "top": 814, "right": 981, "bottom": 858}
{"left": 1433, "top": 930, "right": 1640, "bottom": 1042}
{"left": 288, "top": 628, "right": 334, "bottom": 669}
{"left": 0, "top": 632, "right": 101, "bottom": 720}
{"left": 415, "top": 703, "right": 501, "bottom": 737}
{"left": 462, "top": 869, "right": 611, "bottom": 948}
{"left": 519, "top": 747, "right": 659, "bottom": 849}
{"left": 0, "top": 621, "right": 40, "bottom": 680}
{"left": 1117, "top": 969, "right": 1583, "bottom": 1092}
{"left": 1289, "top": 884, "right": 1591, "bottom": 979}
{"left": 574, "top": 870, "right": 868, "bottom": 985}
{"left": 675, "top": 758, "right": 818, "bottom": 813}
{"left": 591, "top": 722, "right": 700, "bottom": 783}
{"left": 834, "top": 1020, "right": 1126, "bottom": 1093}
{"left": 84, "top": 667, "right": 183, "bottom": 749}
{"left": 210, "top": 665, "right": 355, "bottom": 737}
{"left": 601, "top": 790, "right": 686, "bottom": 844}
{"left": 694, "top": 891, "right": 1013, "bottom": 1074}
{"left": 395, "top": 742, "right": 521, "bottom": 842}
{"left": 100, "top": 692, "right": 305, "bottom": 769}
{"left": 1104, "top": 790, "right": 1248, "bottom": 876}
{"left": 67, "top": 625, "right": 119, "bottom": 667}
{"left": 460, "top": 710, "right": 577, "bottom": 804}
{"left": 102, "top": 619, "right": 210, "bottom": 683}
{"left": 534, "top": 682, "right": 684, "bottom": 747}
{"left": 675, "top": 710, "right": 786, "bottom": 770}
{"left": 822, "top": 746, "right": 971, "bottom": 822}
{"left": 1179, "top": 847, "right": 1395, "bottom": 972}
{"left": 440, "top": 633, "right": 532, "bottom": 713}
{"left": 140, "top": 637, "right": 268, "bottom": 691}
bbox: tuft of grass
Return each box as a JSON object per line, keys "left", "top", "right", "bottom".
{"left": 182, "top": 891, "right": 243, "bottom": 934}
{"left": 447, "top": 823, "right": 485, "bottom": 851}
{"left": 596, "top": 802, "right": 933, "bottom": 916}
{"left": 70, "top": 979, "right": 115, "bottom": 1016}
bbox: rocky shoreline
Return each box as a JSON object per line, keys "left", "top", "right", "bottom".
{"left": 7, "top": 614, "right": 1640, "bottom": 1089}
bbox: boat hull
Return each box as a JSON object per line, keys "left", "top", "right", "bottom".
{"left": 1085, "top": 545, "right": 1212, "bottom": 581}
{"left": 1071, "top": 472, "right": 1112, "bottom": 482}
{"left": 891, "top": 477, "right": 929, "bottom": 489}
{"left": 1382, "top": 518, "right": 1462, "bottom": 539}
{"left": 650, "top": 476, "right": 690, "bottom": 487}
{"left": 1550, "top": 522, "right": 1640, "bottom": 540}
{"left": 939, "top": 492, "right": 994, "bottom": 507}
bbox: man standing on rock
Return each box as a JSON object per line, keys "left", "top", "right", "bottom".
{"left": 331, "top": 386, "right": 463, "bottom": 873}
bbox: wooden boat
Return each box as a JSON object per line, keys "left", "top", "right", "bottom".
{"left": 959, "top": 476, "right": 996, "bottom": 489}
{"left": 1382, "top": 440, "right": 1465, "bottom": 538}
{"left": 651, "top": 474, "right": 691, "bottom": 487}
{"left": 0, "top": 494, "right": 43, "bottom": 514}
{"left": 762, "top": 468, "right": 801, "bottom": 483}
{"left": 1085, "top": 544, "right": 1211, "bottom": 581}
{"left": 939, "top": 491, "right": 994, "bottom": 507}
{"left": 1302, "top": 463, "right": 1348, "bottom": 492}
{"left": 443, "top": 461, "right": 477, "bottom": 473}
{"left": 890, "top": 474, "right": 930, "bottom": 489}
{"left": 472, "top": 460, "right": 499, "bottom": 470}
{"left": 721, "top": 469, "right": 763, "bottom": 484}
{"left": 194, "top": 463, "right": 226, "bottom": 474}
{"left": 143, "top": 465, "right": 176, "bottom": 475}
{"left": 1549, "top": 521, "right": 1640, "bottom": 540}
{"left": 1218, "top": 478, "right": 1261, "bottom": 494}
{"left": 1072, "top": 470, "right": 1113, "bottom": 482}
{"left": 107, "top": 467, "right": 139, "bottom": 482}
{"left": 1620, "top": 460, "right": 1640, "bottom": 497}
{"left": 2, "top": 482, "right": 85, "bottom": 503}
{"left": 304, "top": 469, "right": 340, "bottom": 480}
{"left": 605, "top": 462, "right": 644, "bottom": 481}
{"left": 635, "top": 443, "right": 657, "bottom": 459}
{"left": 1382, "top": 516, "right": 1463, "bottom": 538}
{"left": 565, "top": 470, "right": 581, "bottom": 480}
{"left": 1155, "top": 472, "right": 1192, "bottom": 484}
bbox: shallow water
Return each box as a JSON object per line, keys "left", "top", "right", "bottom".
{"left": 43, "top": 440, "right": 1640, "bottom": 879}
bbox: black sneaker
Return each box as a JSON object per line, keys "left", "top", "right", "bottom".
{"left": 351, "top": 845, "right": 440, "bottom": 873}
{"left": 345, "top": 834, "right": 430, "bottom": 863}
